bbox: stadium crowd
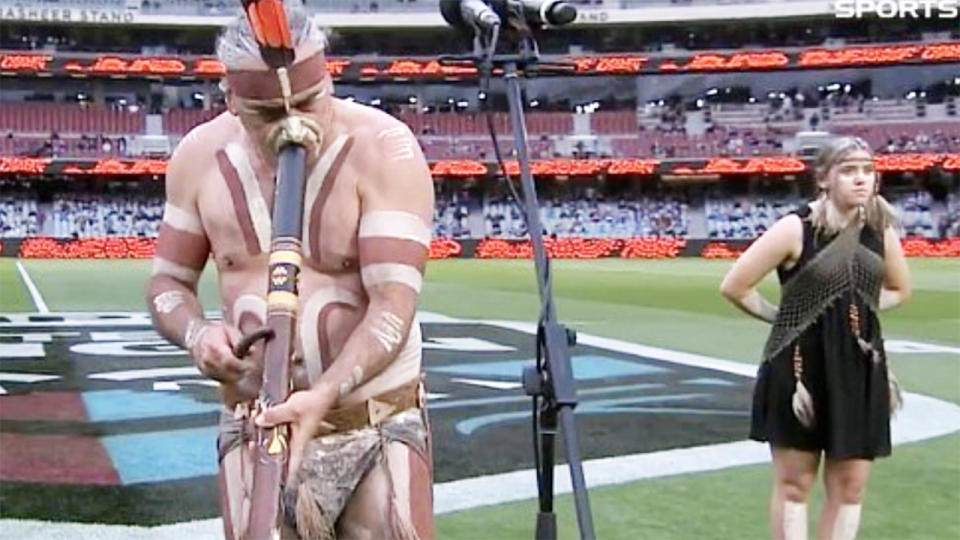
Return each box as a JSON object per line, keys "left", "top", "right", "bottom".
{"left": 946, "top": 192, "right": 960, "bottom": 238}
{"left": 2, "top": 188, "right": 953, "bottom": 240}
{"left": 0, "top": 193, "right": 162, "bottom": 238}
{"left": 0, "top": 195, "right": 40, "bottom": 238}
{"left": 705, "top": 195, "right": 800, "bottom": 239}
{"left": 483, "top": 192, "right": 690, "bottom": 238}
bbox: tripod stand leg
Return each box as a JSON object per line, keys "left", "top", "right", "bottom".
{"left": 560, "top": 407, "right": 595, "bottom": 540}
{"left": 536, "top": 405, "right": 558, "bottom": 540}
{"left": 537, "top": 512, "right": 557, "bottom": 540}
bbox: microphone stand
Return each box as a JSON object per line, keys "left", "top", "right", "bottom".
{"left": 441, "top": 23, "right": 595, "bottom": 540}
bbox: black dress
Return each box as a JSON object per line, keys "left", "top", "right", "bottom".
{"left": 749, "top": 205, "right": 892, "bottom": 459}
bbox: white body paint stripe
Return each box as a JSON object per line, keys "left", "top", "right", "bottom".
{"left": 358, "top": 211, "right": 431, "bottom": 247}
{"left": 302, "top": 134, "right": 351, "bottom": 259}
{"left": 345, "top": 315, "right": 422, "bottom": 406}
{"left": 162, "top": 203, "right": 204, "bottom": 235}
{"left": 15, "top": 261, "right": 49, "bottom": 313}
{"left": 153, "top": 291, "right": 186, "bottom": 314}
{"left": 231, "top": 294, "right": 267, "bottom": 327}
{"left": 377, "top": 126, "right": 408, "bottom": 139}
{"left": 361, "top": 263, "right": 423, "bottom": 293}
{"left": 151, "top": 258, "right": 201, "bottom": 284}
{"left": 224, "top": 143, "right": 271, "bottom": 253}
{"left": 377, "top": 126, "right": 416, "bottom": 161}
{"left": 370, "top": 311, "right": 405, "bottom": 353}
{"left": 300, "top": 286, "right": 362, "bottom": 384}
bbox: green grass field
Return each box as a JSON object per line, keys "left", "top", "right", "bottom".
{"left": 2, "top": 257, "right": 959, "bottom": 539}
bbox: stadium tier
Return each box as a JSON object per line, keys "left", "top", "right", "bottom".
{"left": 0, "top": 4, "right": 957, "bottom": 260}
{"left": 2, "top": 7, "right": 960, "bottom": 540}
{"left": 2, "top": 104, "right": 959, "bottom": 159}
{"left": 3, "top": 176, "right": 954, "bottom": 239}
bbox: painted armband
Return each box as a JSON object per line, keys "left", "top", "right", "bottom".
{"left": 358, "top": 210, "right": 430, "bottom": 294}
{"left": 148, "top": 203, "right": 210, "bottom": 348}
{"left": 152, "top": 202, "right": 209, "bottom": 286}
{"left": 357, "top": 210, "right": 429, "bottom": 363}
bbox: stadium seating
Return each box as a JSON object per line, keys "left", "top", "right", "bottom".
{"left": 162, "top": 107, "right": 223, "bottom": 135}
{"left": 0, "top": 195, "right": 40, "bottom": 237}
{"left": 945, "top": 192, "right": 960, "bottom": 238}
{"left": 2, "top": 96, "right": 958, "bottom": 161}
{"left": 434, "top": 189, "right": 471, "bottom": 239}
{"left": 893, "top": 191, "right": 937, "bottom": 238}
{"left": 483, "top": 193, "right": 689, "bottom": 238}
{"left": 833, "top": 122, "right": 960, "bottom": 153}
{"left": 39, "top": 195, "right": 163, "bottom": 239}
{"left": 4, "top": 100, "right": 956, "bottom": 161}
{"left": 4, "top": 189, "right": 953, "bottom": 241}
{"left": 0, "top": 14, "right": 956, "bottom": 251}
{"left": 705, "top": 195, "right": 800, "bottom": 239}
{"left": 0, "top": 103, "right": 145, "bottom": 136}
{"left": 0, "top": 134, "right": 130, "bottom": 158}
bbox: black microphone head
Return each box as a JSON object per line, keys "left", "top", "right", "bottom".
{"left": 440, "top": 0, "right": 465, "bottom": 27}
{"left": 545, "top": 1, "right": 577, "bottom": 25}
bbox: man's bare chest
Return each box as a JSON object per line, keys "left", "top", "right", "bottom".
{"left": 197, "top": 139, "right": 360, "bottom": 272}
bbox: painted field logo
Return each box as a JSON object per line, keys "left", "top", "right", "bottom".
{"left": 0, "top": 312, "right": 755, "bottom": 524}
{"left": 834, "top": 0, "right": 959, "bottom": 18}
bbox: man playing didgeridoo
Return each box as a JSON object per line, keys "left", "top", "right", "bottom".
{"left": 146, "top": 6, "right": 435, "bottom": 538}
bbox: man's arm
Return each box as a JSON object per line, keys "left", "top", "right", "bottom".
{"left": 146, "top": 134, "right": 209, "bottom": 347}
{"left": 317, "top": 122, "right": 433, "bottom": 404}
{"left": 256, "top": 120, "right": 433, "bottom": 473}
{"left": 145, "top": 132, "right": 246, "bottom": 382}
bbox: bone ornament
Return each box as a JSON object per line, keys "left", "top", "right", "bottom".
{"left": 267, "top": 115, "right": 323, "bottom": 156}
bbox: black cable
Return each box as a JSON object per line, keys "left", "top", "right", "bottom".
{"left": 480, "top": 66, "right": 528, "bottom": 239}
{"left": 480, "top": 55, "right": 555, "bottom": 322}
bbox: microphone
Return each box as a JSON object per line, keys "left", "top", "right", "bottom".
{"left": 504, "top": 0, "right": 577, "bottom": 27}
{"left": 440, "top": 0, "right": 501, "bottom": 31}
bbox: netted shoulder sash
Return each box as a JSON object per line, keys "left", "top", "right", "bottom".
{"left": 762, "top": 223, "right": 884, "bottom": 364}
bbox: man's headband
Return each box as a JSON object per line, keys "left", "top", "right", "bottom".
{"left": 226, "top": 52, "right": 327, "bottom": 101}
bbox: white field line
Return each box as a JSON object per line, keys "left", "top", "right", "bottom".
{"left": 15, "top": 261, "right": 49, "bottom": 314}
